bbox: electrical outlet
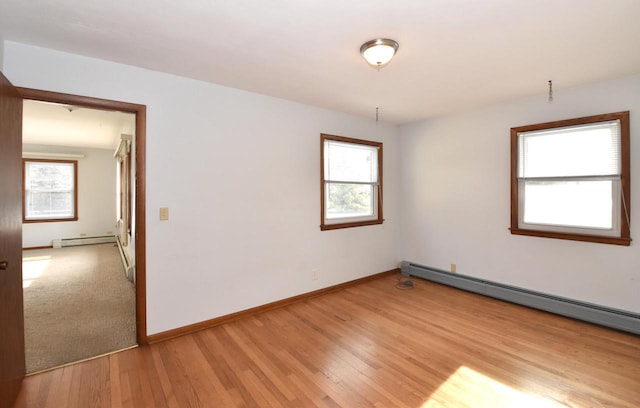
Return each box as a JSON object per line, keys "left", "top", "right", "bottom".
{"left": 450, "top": 263, "right": 457, "bottom": 273}
{"left": 159, "top": 207, "right": 169, "bottom": 221}
{"left": 311, "top": 269, "right": 319, "bottom": 280}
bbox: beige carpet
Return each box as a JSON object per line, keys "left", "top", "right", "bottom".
{"left": 23, "top": 243, "right": 136, "bottom": 373}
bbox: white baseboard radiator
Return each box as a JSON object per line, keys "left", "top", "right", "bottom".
{"left": 53, "top": 235, "right": 117, "bottom": 248}
{"left": 401, "top": 261, "right": 640, "bottom": 335}
{"left": 116, "top": 236, "right": 135, "bottom": 282}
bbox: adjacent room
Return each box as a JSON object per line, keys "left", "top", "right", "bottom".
{"left": 21, "top": 100, "right": 137, "bottom": 373}
{"left": 0, "top": 1, "right": 638, "bottom": 407}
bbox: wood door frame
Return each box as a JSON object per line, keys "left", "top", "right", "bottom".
{"left": 17, "top": 87, "right": 148, "bottom": 345}
{"left": 0, "top": 71, "right": 26, "bottom": 408}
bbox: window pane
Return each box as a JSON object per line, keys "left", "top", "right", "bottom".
{"left": 27, "top": 191, "right": 74, "bottom": 218}
{"left": 27, "top": 162, "right": 74, "bottom": 190}
{"left": 523, "top": 180, "right": 613, "bottom": 229}
{"left": 326, "top": 183, "right": 374, "bottom": 219}
{"left": 325, "top": 141, "right": 377, "bottom": 183}
{"left": 518, "top": 121, "right": 620, "bottom": 178}
{"left": 24, "top": 160, "right": 76, "bottom": 220}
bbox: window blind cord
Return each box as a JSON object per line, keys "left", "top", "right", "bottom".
{"left": 621, "top": 186, "right": 631, "bottom": 234}
{"left": 379, "top": 185, "right": 383, "bottom": 219}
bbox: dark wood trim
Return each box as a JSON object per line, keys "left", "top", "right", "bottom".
{"left": 134, "top": 103, "right": 147, "bottom": 345}
{"left": 147, "top": 268, "right": 399, "bottom": 344}
{"left": 22, "top": 246, "right": 54, "bottom": 251}
{"left": 320, "top": 134, "right": 325, "bottom": 229}
{"left": 0, "top": 377, "right": 23, "bottom": 408}
{"left": 320, "top": 219, "right": 384, "bottom": 231}
{"left": 22, "top": 219, "right": 79, "bottom": 224}
{"left": 16, "top": 88, "right": 142, "bottom": 113}
{"left": 0, "top": 70, "right": 26, "bottom": 408}
{"left": 22, "top": 158, "right": 78, "bottom": 223}
{"left": 510, "top": 111, "right": 631, "bottom": 246}
{"left": 510, "top": 127, "right": 519, "bottom": 233}
{"left": 619, "top": 111, "right": 631, "bottom": 239}
{"left": 16, "top": 87, "right": 148, "bottom": 345}
{"left": 320, "top": 133, "right": 384, "bottom": 231}
{"left": 510, "top": 228, "right": 631, "bottom": 246}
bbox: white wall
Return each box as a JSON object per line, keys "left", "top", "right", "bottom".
{"left": 3, "top": 41, "right": 401, "bottom": 335}
{"left": 22, "top": 144, "right": 117, "bottom": 248}
{"left": 399, "top": 74, "right": 640, "bottom": 313}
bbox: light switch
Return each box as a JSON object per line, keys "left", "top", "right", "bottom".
{"left": 159, "top": 207, "right": 169, "bottom": 221}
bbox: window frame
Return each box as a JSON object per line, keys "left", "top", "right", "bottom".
{"left": 510, "top": 111, "right": 630, "bottom": 246}
{"left": 320, "top": 133, "right": 383, "bottom": 231}
{"left": 23, "top": 158, "right": 79, "bottom": 223}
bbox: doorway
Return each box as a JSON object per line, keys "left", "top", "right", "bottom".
{"left": 18, "top": 87, "right": 147, "bottom": 372}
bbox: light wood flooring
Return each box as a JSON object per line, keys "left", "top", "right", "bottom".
{"left": 13, "top": 274, "right": 640, "bottom": 407}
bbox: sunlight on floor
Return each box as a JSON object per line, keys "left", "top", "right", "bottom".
{"left": 22, "top": 255, "right": 51, "bottom": 288}
{"left": 421, "top": 366, "right": 568, "bottom": 407}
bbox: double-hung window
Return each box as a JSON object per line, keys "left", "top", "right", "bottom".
{"left": 510, "top": 111, "right": 630, "bottom": 245}
{"left": 321, "top": 134, "right": 383, "bottom": 230}
{"left": 23, "top": 159, "right": 78, "bottom": 223}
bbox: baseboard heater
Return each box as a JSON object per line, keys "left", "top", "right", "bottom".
{"left": 401, "top": 261, "right": 640, "bottom": 335}
{"left": 53, "top": 235, "right": 117, "bottom": 248}
{"left": 116, "top": 235, "right": 135, "bottom": 282}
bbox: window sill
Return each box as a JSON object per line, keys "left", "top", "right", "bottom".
{"left": 23, "top": 217, "right": 79, "bottom": 224}
{"left": 510, "top": 227, "right": 631, "bottom": 246}
{"left": 321, "top": 219, "right": 384, "bottom": 231}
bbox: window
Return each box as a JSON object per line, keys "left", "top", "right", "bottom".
{"left": 321, "top": 134, "right": 383, "bottom": 230}
{"left": 510, "top": 111, "right": 630, "bottom": 245}
{"left": 23, "top": 159, "right": 78, "bottom": 223}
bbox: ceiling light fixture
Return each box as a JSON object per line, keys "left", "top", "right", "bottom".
{"left": 360, "top": 38, "right": 399, "bottom": 69}
{"left": 63, "top": 105, "right": 79, "bottom": 112}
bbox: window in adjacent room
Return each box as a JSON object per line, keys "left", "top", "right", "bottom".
{"left": 321, "top": 134, "right": 383, "bottom": 230}
{"left": 23, "top": 159, "right": 78, "bottom": 223}
{"left": 510, "top": 111, "right": 630, "bottom": 245}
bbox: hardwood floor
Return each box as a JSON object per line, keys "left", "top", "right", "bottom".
{"left": 13, "top": 274, "right": 640, "bottom": 407}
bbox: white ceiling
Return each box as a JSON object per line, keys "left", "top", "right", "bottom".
{"left": 22, "top": 100, "right": 135, "bottom": 150}
{"left": 2, "top": 0, "right": 640, "bottom": 125}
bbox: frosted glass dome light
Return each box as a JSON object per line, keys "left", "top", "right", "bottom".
{"left": 360, "top": 38, "right": 399, "bottom": 69}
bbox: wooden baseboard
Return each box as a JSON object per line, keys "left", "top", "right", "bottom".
{"left": 23, "top": 245, "right": 54, "bottom": 250}
{"left": 146, "top": 268, "right": 399, "bottom": 344}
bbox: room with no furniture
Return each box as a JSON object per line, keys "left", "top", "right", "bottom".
{"left": 0, "top": 1, "right": 639, "bottom": 407}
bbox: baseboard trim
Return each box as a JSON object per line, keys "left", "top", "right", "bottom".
{"left": 401, "top": 261, "right": 640, "bottom": 335}
{"left": 147, "top": 268, "right": 399, "bottom": 344}
{"left": 23, "top": 245, "right": 54, "bottom": 250}
{"left": 55, "top": 235, "right": 116, "bottom": 248}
